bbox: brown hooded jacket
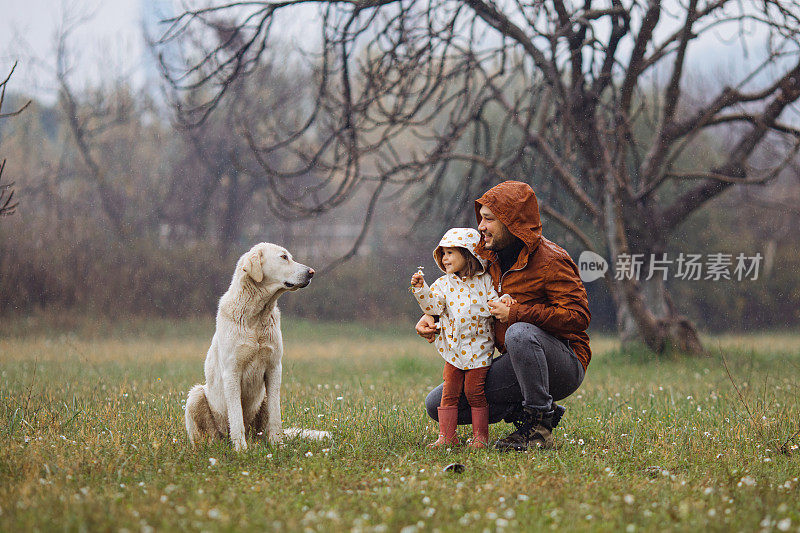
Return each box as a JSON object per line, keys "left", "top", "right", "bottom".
{"left": 475, "top": 181, "right": 592, "bottom": 370}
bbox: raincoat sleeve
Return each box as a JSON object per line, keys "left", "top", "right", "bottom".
{"left": 483, "top": 273, "right": 500, "bottom": 302}
{"left": 507, "top": 257, "right": 591, "bottom": 335}
{"left": 411, "top": 277, "right": 447, "bottom": 316}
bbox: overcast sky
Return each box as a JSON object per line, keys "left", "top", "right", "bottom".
{"left": 1, "top": 0, "right": 155, "bottom": 99}
{"left": 0, "top": 0, "right": 787, "bottom": 105}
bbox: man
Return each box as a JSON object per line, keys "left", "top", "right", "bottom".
{"left": 418, "top": 180, "right": 591, "bottom": 450}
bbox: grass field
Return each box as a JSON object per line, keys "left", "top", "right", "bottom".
{"left": 1, "top": 315, "right": 799, "bottom": 532}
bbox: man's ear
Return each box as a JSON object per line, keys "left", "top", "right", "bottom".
{"left": 242, "top": 249, "right": 264, "bottom": 283}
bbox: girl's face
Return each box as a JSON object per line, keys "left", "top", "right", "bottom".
{"left": 441, "top": 247, "right": 468, "bottom": 276}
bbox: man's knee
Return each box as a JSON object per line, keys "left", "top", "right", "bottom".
{"left": 505, "top": 322, "right": 546, "bottom": 352}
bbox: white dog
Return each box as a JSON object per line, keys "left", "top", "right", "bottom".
{"left": 185, "top": 242, "right": 318, "bottom": 451}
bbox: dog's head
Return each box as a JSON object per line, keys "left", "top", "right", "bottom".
{"left": 239, "top": 243, "right": 315, "bottom": 291}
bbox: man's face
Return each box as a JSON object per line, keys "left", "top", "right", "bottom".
{"left": 478, "top": 205, "right": 514, "bottom": 251}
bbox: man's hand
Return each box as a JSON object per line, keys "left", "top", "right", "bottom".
{"left": 415, "top": 314, "right": 438, "bottom": 343}
{"left": 488, "top": 295, "right": 517, "bottom": 323}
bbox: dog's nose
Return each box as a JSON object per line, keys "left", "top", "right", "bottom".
{"left": 308, "top": 268, "right": 315, "bottom": 277}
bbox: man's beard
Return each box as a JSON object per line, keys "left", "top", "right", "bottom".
{"left": 485, "top": 228, "right": 514, "bottom": 251}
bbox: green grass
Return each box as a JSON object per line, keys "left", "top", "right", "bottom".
{"left": 1, "top": 317, "right": 799, "bottom": 532}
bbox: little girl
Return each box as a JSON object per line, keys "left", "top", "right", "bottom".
{"left": 410, "top": 227, "right": 510, "bottom": 448}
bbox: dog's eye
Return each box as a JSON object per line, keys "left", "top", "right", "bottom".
{"left": 281, "top": 254, "right": 288, "bottom": 261}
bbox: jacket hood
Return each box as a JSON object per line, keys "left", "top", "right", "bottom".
{"left": 474, "top": 180, "right": 542, "bottom": 258}
{"left": 433, "top": 227, "right": 488, "bottom": 274}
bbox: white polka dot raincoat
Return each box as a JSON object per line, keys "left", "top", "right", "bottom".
{"left": 411, "top": 228, "right": 500, "bottom": 370}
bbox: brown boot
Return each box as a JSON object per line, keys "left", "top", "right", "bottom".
{"left": 493, "top": 407, "right": 554, "bottom": 451}
{"left": 428, "top": 406, "right": 460, "bottom": 448}
{"left": 469, "top": 407, "right": 489, "bottom": 449}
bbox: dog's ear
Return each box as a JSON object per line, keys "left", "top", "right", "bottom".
{"left": 242, "top": 249, "right": 264, "bottom": 283}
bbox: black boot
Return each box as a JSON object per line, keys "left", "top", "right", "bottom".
{"left": 502, "top": 402, "right": 565, "bottom": 427}
{"left": 493, "top": 406, "right": 554, "bottom": 451}
{"left": 551, "top": 403, "right": 566, "bottom": 428}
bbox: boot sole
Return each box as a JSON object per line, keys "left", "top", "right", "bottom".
{"left": 492, "top": 440, "right": 530, "bottom": 452}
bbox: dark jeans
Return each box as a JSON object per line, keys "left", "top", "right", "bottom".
{"left": 424, "top": 322, "right": 585, "bottom": 424}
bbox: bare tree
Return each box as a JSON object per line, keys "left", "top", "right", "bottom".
{"left": 158, "top": 1, "right": 800, "bottom": 354}
{"left": 0, "top": 62, "right": 31, "bottom": 218}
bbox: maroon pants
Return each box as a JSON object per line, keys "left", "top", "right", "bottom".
{"left": 440, "top": 362, "right": 489, "bottom": 408}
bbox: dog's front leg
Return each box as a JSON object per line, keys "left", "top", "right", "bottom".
{"left": 264, "top": 362, "right": 283, "bottom": 444}
{"left": 223, "top": 369, "right": 247, "bottom": 452}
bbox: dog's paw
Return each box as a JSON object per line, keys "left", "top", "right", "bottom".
{"left": 268, "top": 432, "right": 284, "bottom": 445}
{"left": 233, "top": 436, "right": 248, "bottom": 452}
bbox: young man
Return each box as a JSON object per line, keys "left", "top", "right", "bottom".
{"left": 417, "top": 180, "right": 591, "bottom": 450}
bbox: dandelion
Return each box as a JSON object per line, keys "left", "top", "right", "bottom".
{"left": 241, "top": 471, "right": 249, "bottom": 476}
{"left": 623, "top": 494, "right": 634, "bottom": 505}
{"left": 208, "top": 509, "right": 221, "bottom": 519}
{"left": 777, "top": 518, "right": 792, "bottom": 531}
{"left": 209, "top": 457, "right": 217, "bottom": 466}
{"left": 305, "top": 451, "right": 313, "bottom": 457}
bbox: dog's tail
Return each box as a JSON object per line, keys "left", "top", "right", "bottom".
{"left": 185, "top": 384, "right": 213, "bottom": 446}
{"left": 283, "top": 427, "right": 331, "bottom": 441}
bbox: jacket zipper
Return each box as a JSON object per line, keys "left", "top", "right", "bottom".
{"left": 489, "top": 241, "right": 533, "bottom": 293}
{"left": 498, "top": 261, "right": 528, "bottom": 294}
{"left": 497, "top": 263, "right": 528, "bottom": 296}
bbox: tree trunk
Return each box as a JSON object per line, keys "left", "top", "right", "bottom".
{"left": 613, "top": 276, "right": 705, "bottom": 355}
{"left": 604, "top": 183, "right": 705, "bottom": 356}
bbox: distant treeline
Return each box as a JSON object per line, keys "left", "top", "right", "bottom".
{"left": 0, "top": 90, "right": 798, "bottom": 333}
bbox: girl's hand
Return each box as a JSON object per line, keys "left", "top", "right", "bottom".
{"left": 488, "top": 297, "right": 515, "bottom": 322}
{"left": 410, "top": 272, "right": 425, "bottom": 288}
{"left": 499, "top": 294, "right": 517, "bottom": 305}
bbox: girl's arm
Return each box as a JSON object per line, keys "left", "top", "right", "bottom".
{"left": 483, "top": 273, "right": 501, "bottom": 302}
{"left": 411, "top": 277, "right": 447, "bottom": 315}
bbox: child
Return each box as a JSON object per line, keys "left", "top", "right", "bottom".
{"left": 410, "top": 228, "right": 511, "bottom": 448}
